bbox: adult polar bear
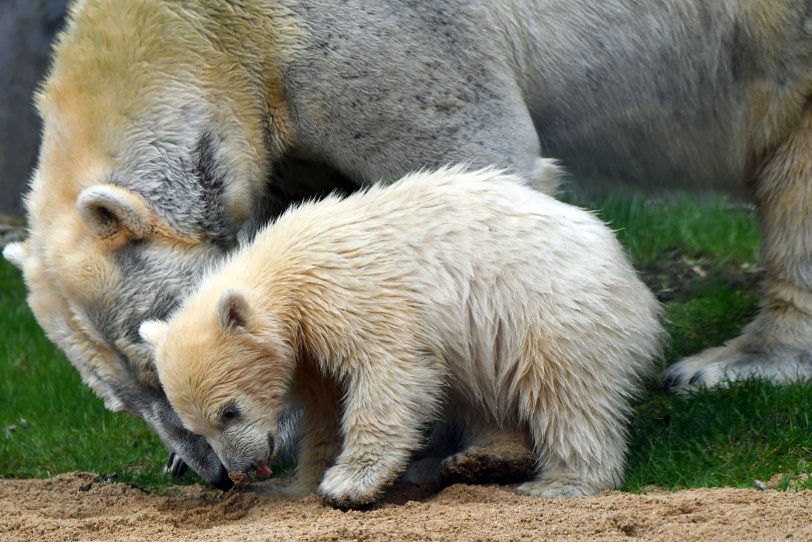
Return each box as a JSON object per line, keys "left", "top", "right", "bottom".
{"left": 5, "top": 0, "right": 812, "bottom": 487}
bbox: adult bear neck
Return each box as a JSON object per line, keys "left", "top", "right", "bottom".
{"left": 190, "top": 0, "right": 304, "bottom": 156}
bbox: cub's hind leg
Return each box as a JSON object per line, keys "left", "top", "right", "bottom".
{"left": 512, "top": 335, "right": 632, "bottom": 498}
{"left": 438, "top": 394, "right": 535, "bottom": 486}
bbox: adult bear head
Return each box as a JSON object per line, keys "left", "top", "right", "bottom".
{"left": 4, "top": 0, "right": 304, "bottom": 488}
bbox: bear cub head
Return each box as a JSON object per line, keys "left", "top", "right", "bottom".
{"left": 140, "top": 289, "right": 293, "bottom": 479}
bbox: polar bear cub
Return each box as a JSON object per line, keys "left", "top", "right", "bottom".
{"left": 140, "top": 165, "right": 662, "bottom": 506}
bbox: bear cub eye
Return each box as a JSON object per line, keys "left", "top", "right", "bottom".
{"left": 221, "top": 404, "right": 240, "bottom": 422}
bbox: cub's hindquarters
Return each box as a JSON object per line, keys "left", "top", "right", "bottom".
{"left": 426, "top": 193, "right": 661, "bottom": 498}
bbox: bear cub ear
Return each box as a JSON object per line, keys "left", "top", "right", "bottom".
{"left": 139, "top": 320, "right": 169, "bottom": 353}
{"left": 217, "top": 290, "right": 253, "bottom": 332}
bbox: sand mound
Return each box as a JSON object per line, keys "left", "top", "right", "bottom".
{"left": 1, "top": 473, "right": 809, "bottom": 541}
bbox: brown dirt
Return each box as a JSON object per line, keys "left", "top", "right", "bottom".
{"left": 637, "top": 250, "right": 763, "bottom": 304}
{"left": 1, "top": 473, "right": 810, "bottom": 541}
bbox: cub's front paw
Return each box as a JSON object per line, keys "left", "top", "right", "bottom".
{"left": 440, "top": 443, "right": 534, "bottom": 485}
{"left": 317, "top": 464, "right": 386, "bottom": 508}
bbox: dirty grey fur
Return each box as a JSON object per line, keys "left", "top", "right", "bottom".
{"left": 284, "top": 0, "right": 798, "bottom": 191}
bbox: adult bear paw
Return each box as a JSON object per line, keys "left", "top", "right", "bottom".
{"left": 164, "top": 452, "right": 188, "bottom": 477}
{"left": 664, "top": 336, "right": 812, "bottom": 393}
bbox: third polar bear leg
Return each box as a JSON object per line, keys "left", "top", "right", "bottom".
{"left": 437, "top": 395, "right": 535, "bottom": 486}
{"left": 665, "top": 105, "right": 812, "bottom": 392}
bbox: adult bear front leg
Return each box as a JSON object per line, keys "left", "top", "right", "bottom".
{"left": 666, "top": 106, "right": 812, "bottom": 392}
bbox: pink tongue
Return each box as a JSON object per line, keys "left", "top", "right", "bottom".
{"left": 255, "top": 464, "right": 273, "bottom": 479}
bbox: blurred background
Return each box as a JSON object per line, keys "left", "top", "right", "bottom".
{"left": 0, "top": 0, "right": 70, "bottom": 217}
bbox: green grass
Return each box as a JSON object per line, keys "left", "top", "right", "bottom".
{"left": 585, "top": 193, "right": 760, "bottom": 265}
{"left": 0, "top": 258, "right": 191, "bottom": 488}
{"left": 589, "top": 193, "right": 811, "bottom": 492}
{"left": 626, "top": 380, "right": 812, "bottom": 491}
{"left": 1, "top": 192, "right": 811, "bottom": 492}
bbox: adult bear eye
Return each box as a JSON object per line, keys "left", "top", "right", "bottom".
{"left": 222, "top": 404, "right": 240, "bottom": 422}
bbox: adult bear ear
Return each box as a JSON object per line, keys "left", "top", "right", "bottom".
{"left": 217, "top": 290, "right": 254, "bottom": 333}
{"left": 2, "top": 241, "right": 29, "bottom": 270}
{"left": 139, "top": 320, "right": 169, "bottom": 353}
{"left": 77, "top": 185, "right": 158, "bottom": 240}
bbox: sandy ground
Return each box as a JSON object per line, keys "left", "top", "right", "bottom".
{"left": 1, "top": 473, "right": 810, "bottom": 541}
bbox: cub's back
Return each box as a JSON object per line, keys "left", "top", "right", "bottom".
{"left": 253, "top": 166, "right": 638, "bottom": 307}
{"left": 259, "top": 166, "right": 658, "bottom": 415}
